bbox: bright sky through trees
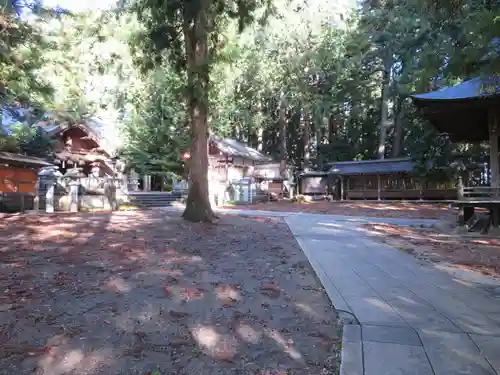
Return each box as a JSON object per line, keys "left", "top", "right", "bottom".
{"left": 42, "top": 0, "right": 116, "bottom": 11}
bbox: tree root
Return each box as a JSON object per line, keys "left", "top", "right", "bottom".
{"left": 182, "top": 204, "right": 218, "bottom": 223}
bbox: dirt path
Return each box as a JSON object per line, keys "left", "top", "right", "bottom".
{"left": 0, "top": 211, "right": 340, "bottom": 375}
{"left": 223, "top": 201, "right": 455, "bottom": 221}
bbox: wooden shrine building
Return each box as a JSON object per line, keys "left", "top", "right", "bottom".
{"left": 0, "top": 151, "right": 54, "bottom": 212}
{"left": 411, "top": 77, "right": 500, "bottom": 229}
{"left": 208, "top": 136, "right": 273, "bottom": 181}
{"left": 411, "top": 77, "right": 499, "bottom": 189}
{"left": 328, "top": 158, "right": 457, "bottom": 201}
{"left": 36, "top": 118, "right": 120, "bottom": 177}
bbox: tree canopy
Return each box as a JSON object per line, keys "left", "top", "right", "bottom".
{"left": 0, "top": 0, "right": 499, "bottom": 214}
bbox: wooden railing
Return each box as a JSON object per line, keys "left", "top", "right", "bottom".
{"left": 461, "top": 186, "right": 500, "bottom": 200}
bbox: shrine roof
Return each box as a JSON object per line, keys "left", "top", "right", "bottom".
{"left": 411, "top": 78, "right": 500, "bottom": 101}
{"left": 410, "top": 77, "right": 500, "bottom": 142}
{"left": 328, "top": 158, "right": 415, "bottom": 175}
{"left": 0, "top": 152, "right": 54, "bottom": 168}
{"left": 210, "top": 136, "right": 272, "bottom": 162}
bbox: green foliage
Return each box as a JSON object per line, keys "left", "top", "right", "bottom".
{"left": 2, "top": 0, "right": 497, "bottom": 187}
{"left": 120, "top": 67, "right": 188, "bottom": 176}
{"left": 8, "top": 123, "right": 54, "bottom": 157}
{"left": 0, "top": 5, "right": 53, "bottom": 119}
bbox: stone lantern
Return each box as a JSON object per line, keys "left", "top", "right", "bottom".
{"left": 64, "top": 167, "right": 85, "bottom": 212}
{"left": 36, "top": 166, "right": 62, "bottom": 213}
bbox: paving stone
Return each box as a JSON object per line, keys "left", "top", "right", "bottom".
{"left": 419, "top": 330, "right": 497, "bottom": 375}
{"left": 286, "top": 213, "right": 500, "bottom": 375}
{"left": 343, "top": 325, "right": 361, "bottom": 343}
{"left": 386, "top": 290, "right": 433, "bottom": 308}
{"left": 469, "top": 334, "right": 500, "bottom": 374}
{"left": 295, "top": 237, "right": 353, "bottom": 314}
{"left": 345, "top": 296, "right": 409, "bottom": 327}
{"left": 362, "top": 325, "right": 421, "bottom": 346}
{"left": 387, "top": 298, "right": 462, "bottom": 333}
{"left": 363, "top": 341, "right": 433, "bottom": 375}
{"left": 340, "top": 339, "right": 363, "bottom": 375}
{"left": 416, "top": 296, "right": 500, "bottom": 335}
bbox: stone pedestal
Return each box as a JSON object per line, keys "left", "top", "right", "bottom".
{"left": 45, "top": 182, "right": 55, "bottom": 213}
{"left": 456, "top": 176, "right": 464, "bottom": 200}
{"left": 104, "top": 179, "right": 118, "bottom": 210}
{"left": 69, "top": 181, "right": 80, "bottom": 212}
{"left": 64, "top": 168, "right": 84, "bottom": 212}
{"left": 128, "top": 169, "right": 140, "bottom": 191}
{"left": 37, "top": 166, "right": 62, "bottom": 213}
{"left": 34, "top": 181, "right": 40, "bottom": 211}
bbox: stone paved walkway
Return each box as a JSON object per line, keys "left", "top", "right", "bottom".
{"left": 284, "top": 213, "right": 500, "bottom": 375}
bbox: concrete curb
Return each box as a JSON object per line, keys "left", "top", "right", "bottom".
{"left": 340, "top": 325, "right": 364, "bottom": 375}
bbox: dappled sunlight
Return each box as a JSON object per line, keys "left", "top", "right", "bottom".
{"left": 0, "top": 210, "right": 341, "bottom": 373}
{"left": 234, "top": 322, "right": 262, "bottom": 344}
{"left": 164, "top": 254, "right": 203, "bottom": 265}
{"left": 191, "top": 325, "right": 239, "bottom": 361}
{"left": 37, "top": 347, "right": 116, "bottom": 375}
{"left": 191, "top": 325, "right": 220, "bottom": 348}
{"left": 317, "top": 222, "right": 344, "bottom": 228}
{"left": 392, "top": 295, "right": 425, "bottom": 306}
{"left": 294, "top": 302, "right": 321, "bottom": 319}
{"left": 264, "top": 328, "right": 304, "bottom": 362}
{"left": 365, "top": 297, "right": 396, "bottom": 312}
{"left": 103, "top": 276, "right": 131, "bottom": 294}
{"left": 215, "top": 284, "right": 242, "bottom": 303}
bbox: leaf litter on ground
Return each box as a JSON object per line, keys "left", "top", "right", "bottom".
{"left": 0, "top": 210, "right": 341, "bottom": 375}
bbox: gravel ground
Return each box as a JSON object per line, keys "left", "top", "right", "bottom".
{"left": 223, "top": 201, "right": 455, "bottom": 221}
{"left": 0, "top": 211, "right": 340, "bottom": 375}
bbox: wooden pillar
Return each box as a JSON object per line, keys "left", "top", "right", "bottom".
{"left": 377, "top": 174, "right": 381, "bottom": 201}
{"left": 340, "top": 176, "right": 344, "bottom": 201}
{"left": 489, "top": 109, "right": 499, "bottom": 189}
{"left": 363, "top": 174, "right": 367, "bottom": 200}
{"left": 345, "top": 176, "right": 349, "bottom": 200}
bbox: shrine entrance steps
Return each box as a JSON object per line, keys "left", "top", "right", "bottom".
{"left": 124, "top": 191, "right": 185, "bottom": 208}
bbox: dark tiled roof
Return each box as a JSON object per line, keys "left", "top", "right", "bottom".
{"left": 300, "top": 171, "right": 328, "bottom": 177}
{"left": 35, "top": 118, "right": 119, "bottom": 155}
{"left": 210, "top": 136, "right": 272, "bottom": 162}
{"left": 328, "top": 158, "right": 414, "bottom": 175}
{"left": 0, "top": 152, "right": 54, "bottom": 167}
{"left": 411, "top": 77, "right": 500, "bottom": 101}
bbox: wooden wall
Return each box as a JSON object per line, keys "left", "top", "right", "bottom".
{"left": 0, "top": 166, "right": 38, "bottom": 193}
{"left": 344, "top": 174, "right": 457, "bottom": 200}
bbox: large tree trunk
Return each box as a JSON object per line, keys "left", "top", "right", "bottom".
{"left": 257, "top": 100, "right": 264, "bottom": 151}
{"left": 257, "top": 127, "right": 263, "bottom": 152}
{"left": 377, "top": 57, "right": 392, "bottom": 159}
{"left": 303, "top": 111, "right": 311, "bottom": 171}
{"left": 391, "top": 96, "right": 404, "bottom": 158}
{"left": 328, "top": 114, "right": 336, "bottom": 144}
{"left": 182, "top": 6, "right": 217, "bottom": 222}
{"left": 278, "top": 92, "right": 287, "bottom": 178}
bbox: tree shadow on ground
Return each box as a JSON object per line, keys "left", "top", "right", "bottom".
{"left": 0, "top": 211, "right": 341, "bottom": 375}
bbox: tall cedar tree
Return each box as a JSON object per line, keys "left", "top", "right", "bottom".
{"left": 132, "top": 0, "right": 273, "bottom": 222}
